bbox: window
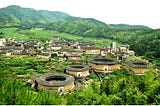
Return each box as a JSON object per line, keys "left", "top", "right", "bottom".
{"left": 58, "top": 87, "right": 64, "bottom": 92}
{"left": 104, "top": 66, "right": 108, "bottom": 71}
{"left": 77, "top": 72, "right": 82, "bottom": 77}
{"left": 92, "top": 50, "right": 96, "bottom": 54}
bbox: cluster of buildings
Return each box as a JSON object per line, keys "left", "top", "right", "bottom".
{"left": 0, "top": 37, "right": 155, "bottom": 92}
{"left": 29, "top": 65, "right": 90, "bottom": 92}
{"left": 17, "top": 37, "right": 153, "bottom": 92}
{"left": 0, "top": 37, "right": 149, "bottom": 75}
{"left": 28, "top": 57, "right": 149, "bottom": 92}
{"left": 0, "top": 37, "right": 135, "bottom": 61}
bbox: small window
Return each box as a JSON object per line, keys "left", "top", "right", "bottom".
{"left": 104, "top": 66, "right": 108, "bottom": 71}
{"left": 77, "top": 72, "right": 82, "bottom": 77}
{"left": 58, "top": 87, "right": 64, "bottom": 92}
{"left": 92, "top": 50, "right": 96, "bottom": 54}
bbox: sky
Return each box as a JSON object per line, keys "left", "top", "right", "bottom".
{"left": 0, "top": 0, "right": 160, "bottom": 29}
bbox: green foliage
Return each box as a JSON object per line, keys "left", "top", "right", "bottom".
{"left": 0, "top": 28, "right": 57, "bottom": 40}
{"left": 100, "top": 69, "right": 160, "bottom": 105}
{"left": 0, "top": 27, "right": 120, "bottom": 46}
{"left": 0, "top": 56, "right": 58, "bottom": 76}
{"left": 0, "top": 55, "right": 160, "bottom": 105}
{"left": 0, "top": 5, "right": 160, "bottom": 105}
{"left": 1, "top": 5, "right": 159, "bottom": 62}
{"left": 106, "top": 28, "right": 160, "bottom": 63}
{"left": 0, "top": 5, "right": 69, "bottom": 28}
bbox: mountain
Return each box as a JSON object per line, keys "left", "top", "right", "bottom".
{"left": 0, "top": 5, "right": 150, "bottom": 36}
{"left": 0, "top": 5, "right": 109, "bottom": 28}
{"left": 0, "top": 5, "right": 70, "bottom": 27}
{"left": 0, "top": 5, "right": 159, "bottom": 62}
{"left": 0, "top": 5, "right": 149, "bottom": 29}
{"left": 109, "top": 24, "right": 150, "bottom": 29}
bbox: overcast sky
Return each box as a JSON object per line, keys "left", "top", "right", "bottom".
{"left": 0, "top": 0, "right": 160, "bottom": 29}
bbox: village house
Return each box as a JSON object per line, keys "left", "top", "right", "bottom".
{"left": 58, "top": 48, "right": 82, "bottom": 56}
{"left": 50, "top": 37, "right": 61, "bottom": 41}
{"left": 50, "top": 44, "right": 62, "bottom": 51}
{"left": 82, "top": 47, "right": 101, "bottom": 55}
{"left": 80, "top": 42, "right": 95, "bottom": 47}
{"left": 0, "top": 47, "right": 12, "bottom": 55}
{"left": 12, "top": 47, "right": 24, "bottom": 55}
{"left": 115, "top": 51, "right": 129, "bottom": 61}
{"left": 5, "top": 40, "right": 15, "bottom": 46}
{"left": 100, "top": 46, "right": 111, "bottom": 56}
{"left": 67, "top": 54, "right": 82, "bottom": 61}
{"left": 0, "top": 38, "right": 6, "bottom": 47}
{"left": 118, "top": 44, "right": 130, "bottom": 52}
{"left": 70, "top": 40, "right": 95, "bottom": 49}
{"left": 36, "top": 52, "right": 51, "bottom": 58}
{"left": 0, "top": 46, "right": 24, "bottom": 55}
{"left": 59, "top": 41, "right": 70, "bottom": 47}
{"left": 23, "top": 40, "right": 38, "bottom": 51}
{"left": 127, "top": 50, "right": 135, "bottom": 56}
{"left": 14, "top": 42, "right": 23, "bottom": 47}
{"left": 58, "top": 49, "right": 72, "bottom": 56}
{"left": 110, "top": 42, "right": 116, "bottom": 52}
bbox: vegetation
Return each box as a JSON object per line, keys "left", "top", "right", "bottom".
{"left": 0, "top": 55, "right": 159, "bottom": 105}
{"left": 105, "top": 28, "right": 160, "bottom": 63}
{"left": 0, "top": 5, "right": 159, "bottom": 62}
{"left": 0, "top": 27, "right": 120, "bottom": 46}
{"left": 0, "top": 27, "right": 56, "bottom": 40}
{"left": 0, "top": 5, "right": 160, "bottom": 105}
{"left": 0, "top": 55, "right": 70, "bottom": 77}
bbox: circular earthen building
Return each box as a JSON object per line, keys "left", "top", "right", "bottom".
{"left": 88, "top": 57, "right": 120, "bottom": 73}
{"left": 36, "top": 73, "right": 75, "bottom": 92}
{"left": 126, "top": 60, "right": 148, "bottom": 74}
{"left": 66, "top": 65, "right": 90, "bottom": 78}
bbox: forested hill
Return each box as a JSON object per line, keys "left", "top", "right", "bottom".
{"left": 0, "top": 5, "right": 149, "bottom": 29}
{"left": 106, "top": 28, "right": 160, "bottom": 63}
{"left": 0, "top": 5, "right": 70, "bottom": 27}
{"left": 0, "top": 5, "right": 159, "bottom": 63}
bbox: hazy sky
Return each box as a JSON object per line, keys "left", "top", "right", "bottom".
{"left": 0, "top": 0, "right": 160, "bottom": 29}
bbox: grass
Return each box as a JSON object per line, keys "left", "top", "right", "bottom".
{"left": 0, "top": 55, "right": 101, "bottom": 105}
{"left": 0, "top": 28, "right": 160, "bottom": 105}
{"left": 0, "top": 27, "right": 121, "bottom": 46}
{"left": 0, "top": 55, "right": 49, "bottom": 77}
{"left": 51, "top": 32, "right": 121, "bottom": 46}
{"left": 0, "top": 55, "right": 74, "bottom": 78}
{"left": 0, "top": 28, "right": 56, "bottom": 40}
{"left": 0, "top": 55, "right": 159, "bottom": 105}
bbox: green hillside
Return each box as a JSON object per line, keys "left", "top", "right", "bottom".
{"left": 109, "top": 24, "right": 150, "bottom": 29}
{"left": 0, "top": 5, "right": 149, "bottom": 30}
{"left": 0, "top": 5, "right": 159, "bottom": 63}
{"left": 105, "top": 28, "right": 160, "bottom": 63}
{"left": 0, "top": 5, "right": 160, "bottom": 105}
{"left": 0, "top": 5, "right": 69, "bottom": 27}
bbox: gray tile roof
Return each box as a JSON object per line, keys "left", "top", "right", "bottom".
{"left": 88, "top": 57, "right": 119, "bottom": 65}
{"left": 126, "top": 60, "right": 148, "bottom": 68}
{"left": 36, "top": 73, "right": 75, "bottom": 87}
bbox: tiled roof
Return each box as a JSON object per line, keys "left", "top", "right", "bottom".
{"left": 126, "top": 60, "right": 148, "bottom": 68}
{"left": 36, "top": 73, "right": 75, "bottom": 87}
{"left": 66, "top": 65, "right": 89, "bottom": 72}
{"left": 88, "top": 57, "right": 119, "bottom": 65}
